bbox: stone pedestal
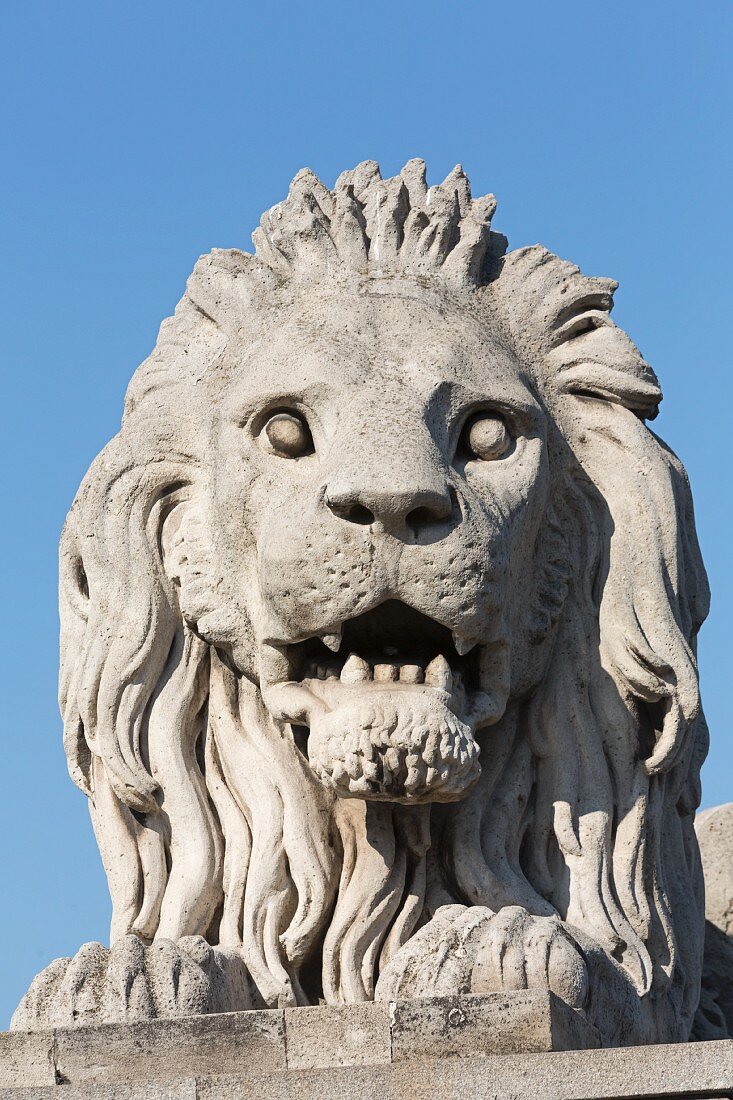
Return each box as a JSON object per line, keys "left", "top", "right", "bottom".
{"left": 2, "top": 992, "right": 731, "bottom": 1098}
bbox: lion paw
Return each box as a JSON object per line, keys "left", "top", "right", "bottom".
{"left": 376, "top": 904, "right": 493, "bottom": 1000}
{"left": 471, "top": 905, "right": 588, "bottom": 1009}
{"left": 376, "top": 904, "right": 588, "bottom": 1010}
{"left": 11, "top": 935, "right": 255, "bottom": 1030}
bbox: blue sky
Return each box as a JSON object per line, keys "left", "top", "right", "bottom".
{"left": 0, "top": 0, "right": 730, "bottom": 1025}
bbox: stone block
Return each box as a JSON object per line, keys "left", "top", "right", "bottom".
{"left": 53, "top": 1009, "right": 285, "bottom": 1085}
{"left": 0, "top": 1031, "right": 54, "bottom": 1088}
{"left": 389, "top": 989, "right": 599, "bottom": 1060}
{"left": 0, "top": 1084, "right": 195, "bottom": 1100}
{"left": 197, "top": 1039, "right": 733, "bottom": 1099}
{"left": 284, "top": 1000, "right": 391, "bottom": 1069}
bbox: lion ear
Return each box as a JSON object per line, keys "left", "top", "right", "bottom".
{"left": 547, "top": 314, "right": 661, "bottom": 420}
{"left": 495, "top": 246, "right": 662, "bottom": 419}
{"left": 184, "top": 248, "right": 278, "bottom": 332}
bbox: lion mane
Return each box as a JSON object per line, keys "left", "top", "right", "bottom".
{"left": 59, "top": 161, "right": 709, "bottom": 1040}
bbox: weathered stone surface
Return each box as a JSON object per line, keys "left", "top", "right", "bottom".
{"left": 53, "top": 1010, "right": 285, "bottom": 1085}
{"left": 389, "top": 991, "right": 598, "bottom": 1060}
{"left": 0, "top": 1086, "right": 195, "bottom": 1100}
{"left": 196, "top": 1041, "right": 733, "bottom": 1100}
{"left": 195, "top": 1040, "right": 733, "bottom": 1100}
{"left": 1, "top": 1034, "right": 732, "bottom": 1100}
{"left": 697, "top": 802, "right": 733, "bottom": 934}
{"left": 2, "top": 994, "right": 599, "bottom": 1088}
{"left": 12, "top": 159, "right": 718, "bottom": 1051}
{"left": 0, "top": 1032, "right": 54, "bottom": 1088}
{"left": 2, "top": 1001, "right": 732, "bottom": 1096}
{"left": 284, "top": 1000, "right": 391, "bottom": 1069}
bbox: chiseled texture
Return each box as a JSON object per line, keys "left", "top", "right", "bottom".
{"left": 12, "top": 160, "right": 716, "bottom": 1047}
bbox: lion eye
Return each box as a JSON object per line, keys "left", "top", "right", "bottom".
{"left": 263, "top": 411, "right": 314, "bottom": 458}
{"left": 463, "top": 413, "right": 511, "bottom": 461}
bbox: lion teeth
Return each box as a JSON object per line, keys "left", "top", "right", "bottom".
{"left": 306, "top": 649, "right": 459, "bottom": 690}
{"left": 425, "top": 655, "right": 452, "bottom": 691}
{"left": 321, "top": 632, "right": 342, "bottom": 653}
{"left": 452, "top": 633, "right": 477, "bottom": 657}
{"left": 341, "top": 654, "right": 371, "bottom": 684}
{"left": 363, "top": 760, "right": 379, "bottom": 781}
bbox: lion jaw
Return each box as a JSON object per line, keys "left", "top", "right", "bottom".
{"left": 307, "top": 689, "right": 481, "bottom": 804}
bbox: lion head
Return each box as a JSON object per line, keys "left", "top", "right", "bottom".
{"left": 60, "top": 160, "right": 708, "bottom": 1036}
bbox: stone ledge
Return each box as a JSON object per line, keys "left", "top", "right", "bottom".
{"left": 1, "top": 991, "right": 598, "bottom": 1088}
{"left": 194, "top": 1043, "right": 733, "bottom": 1100}
{"left": 1, "top": 1043, "right": 732, "bottom": 1100}
{"left": 1, "top": 993, "right": 731, "bottom": 1098}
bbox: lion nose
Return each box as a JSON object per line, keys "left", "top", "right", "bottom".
{"left": 325, "top": 480, "right": 453, "bottom": 536}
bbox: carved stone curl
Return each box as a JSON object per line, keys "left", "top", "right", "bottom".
{"left": 13, "top": 160, "right": 712, "bottom": 1046}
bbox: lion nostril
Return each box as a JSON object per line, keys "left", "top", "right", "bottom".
{"left": 329, "top": 499, "right": 374, "bottom": 525}
{"left": 406, "top": 491, "right": 454, "bottom": 537}
{"left": 406, "top": 506, "right": 435, "bottom": 537}
{"left": 327, "top": 484, "right": 452, "bottom": 532}
{"left": 345, "top": 503, "right": 374, "bottom": 525}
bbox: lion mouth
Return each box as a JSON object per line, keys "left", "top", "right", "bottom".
{"left": 258, "top": 601, "right": 507, "bottom": 804}
{"left": 289, "top": 600, "right": 477, "bottom": 704}
{"left": 260, "top": 599, "right": 506, "bottom": 730}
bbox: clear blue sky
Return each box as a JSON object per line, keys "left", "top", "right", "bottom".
{"left": 1, "top": 0, "right": 730, "bottom": 1026}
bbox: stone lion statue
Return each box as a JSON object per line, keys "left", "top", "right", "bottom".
{"left": 14, "top": 160, "right": 713, "bottom": 1047}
